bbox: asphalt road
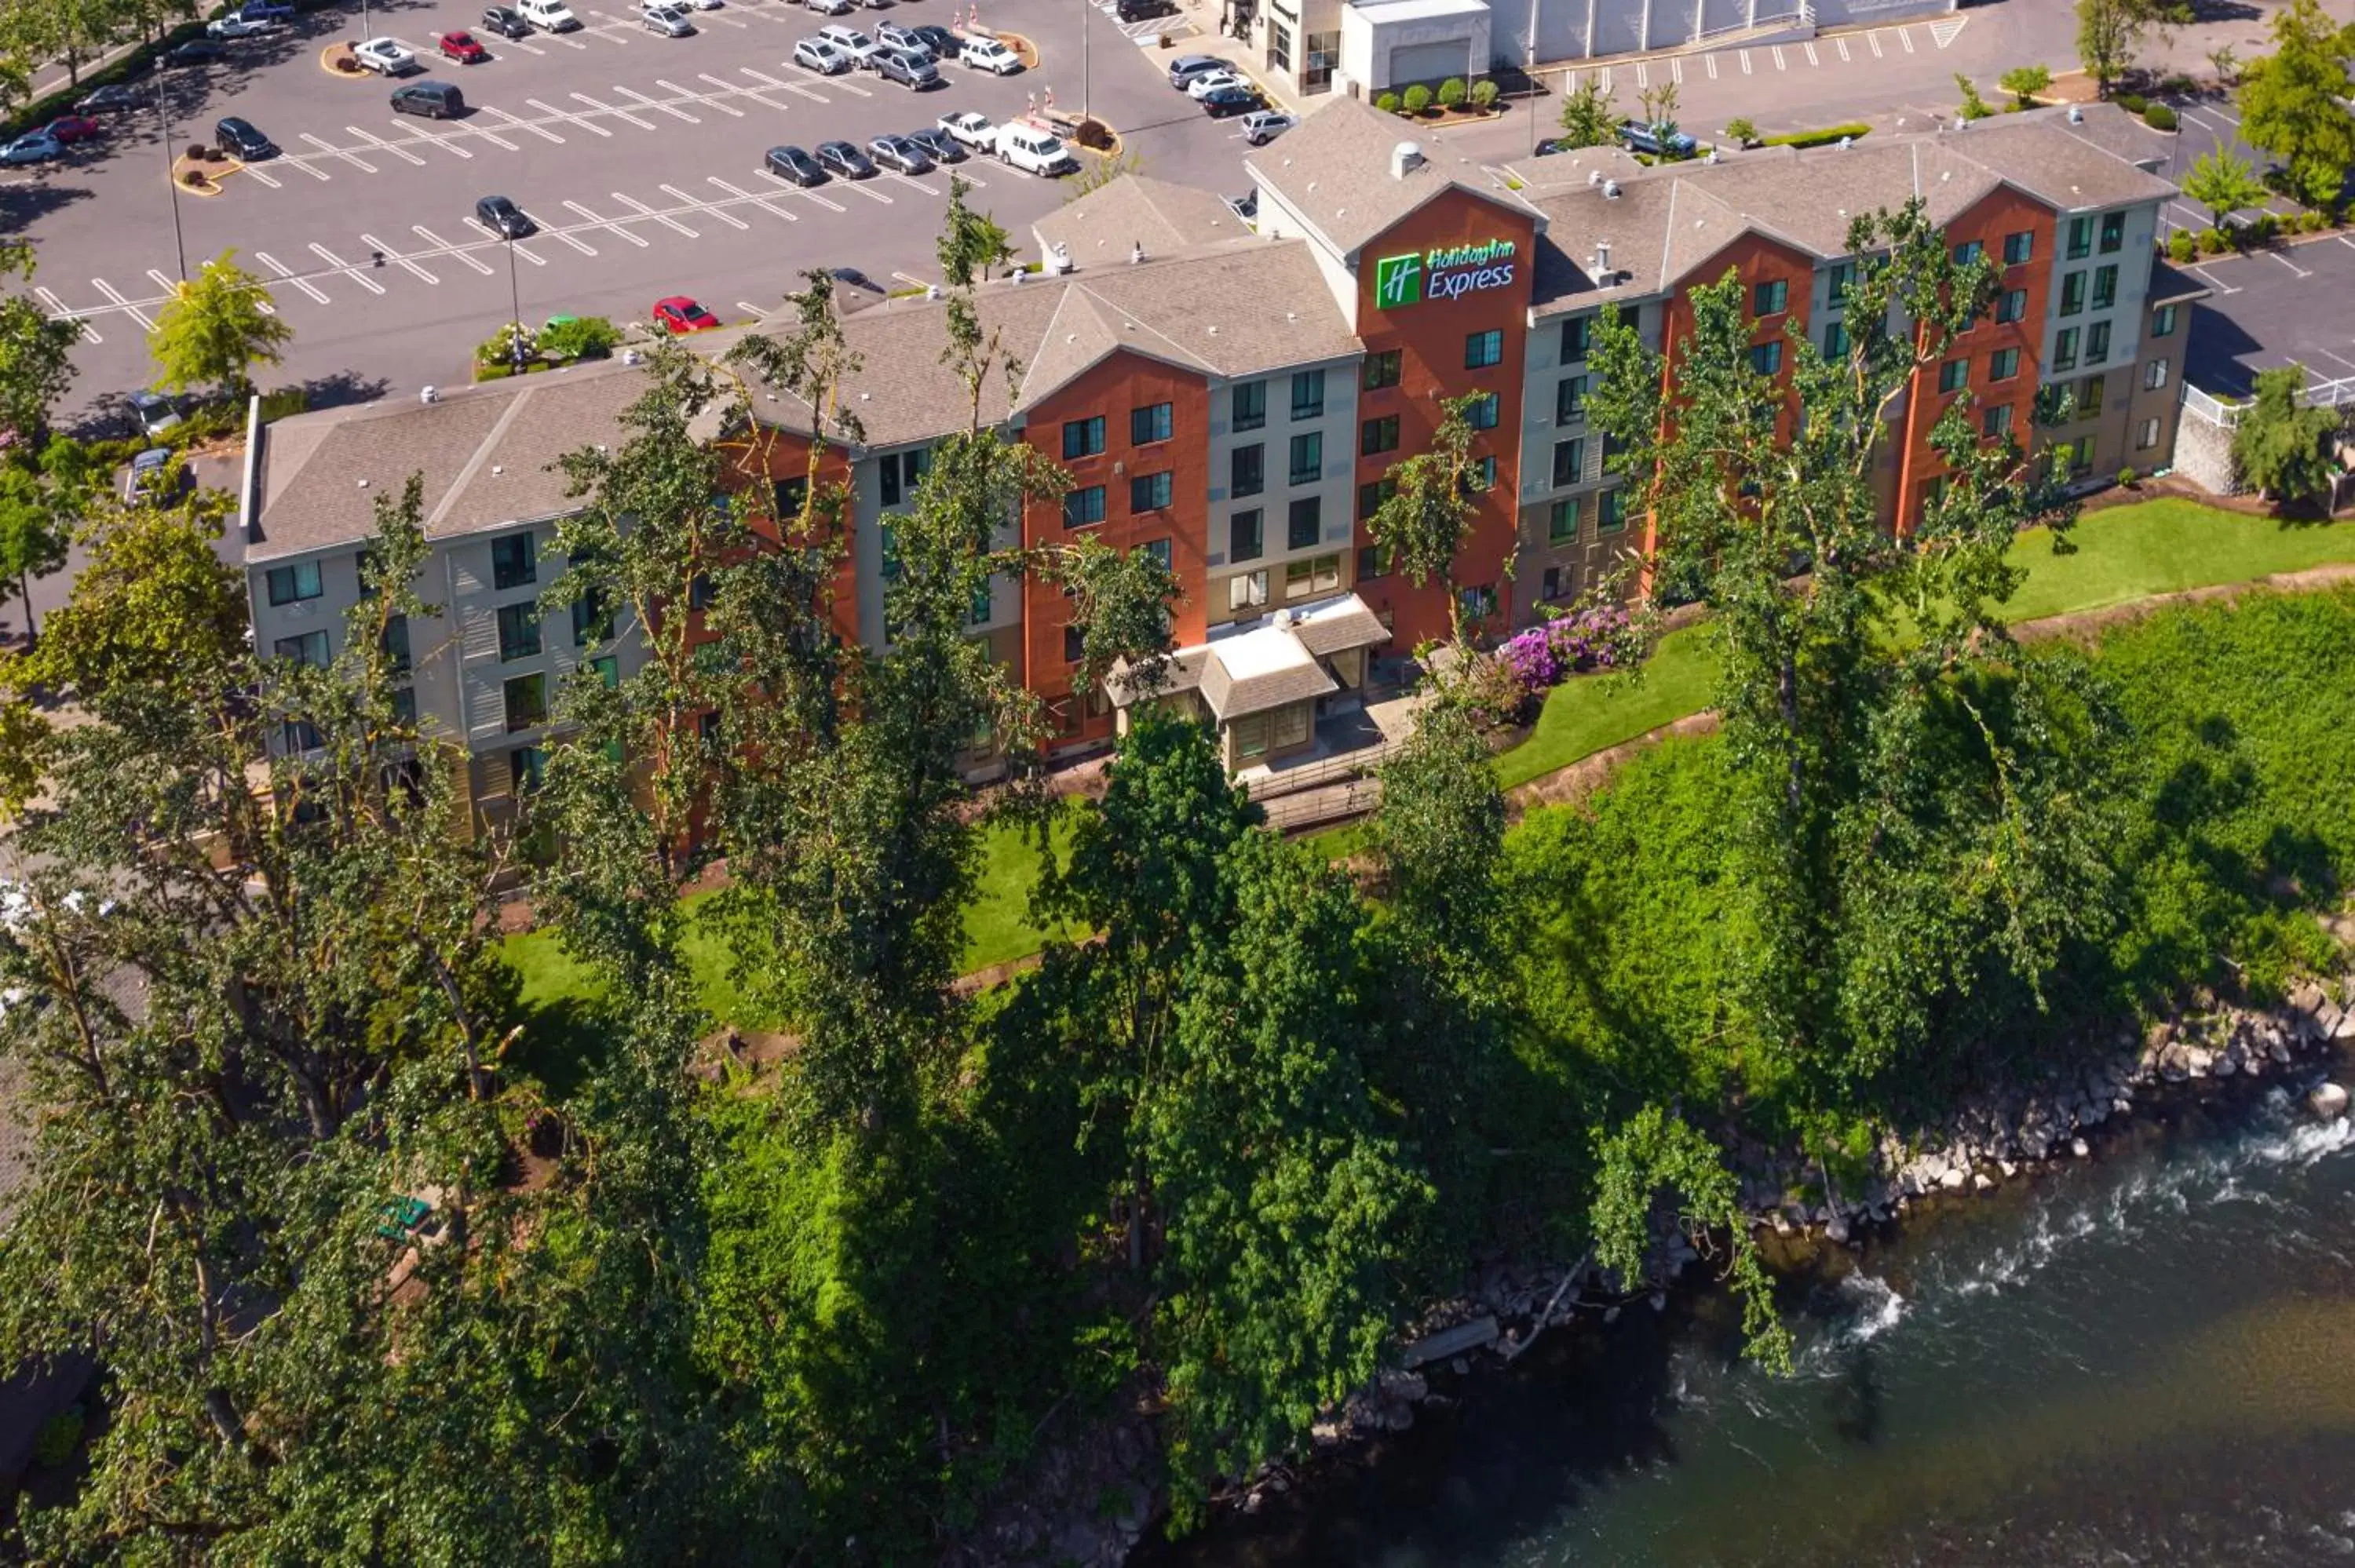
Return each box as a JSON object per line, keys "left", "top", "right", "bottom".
{"left": 7, "top": 0, "right": 1261, "bottom": 425}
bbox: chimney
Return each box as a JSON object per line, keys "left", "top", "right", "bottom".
{"left": 1389, "top": 140, "right": 1424, "bottom": 180}
{"left": 1596, "top": 239, "right": 1612, "bottom": 277}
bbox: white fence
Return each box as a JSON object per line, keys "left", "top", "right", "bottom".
{"left": 2183, "top": 371, "right": 2355, "bottom": 429}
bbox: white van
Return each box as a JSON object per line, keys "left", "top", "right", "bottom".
{"left": 995, "top": 122, "right": 1074, "bottom": 177}
{"left": 520, "top": 0, "right": 580, "bottom": 30}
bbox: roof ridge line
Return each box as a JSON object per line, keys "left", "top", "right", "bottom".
{"left": 425, "top": 384, "right": 538, "bottom": 534}
{"left": 1072, "top": 280, "right": 1218, "bottom": 373}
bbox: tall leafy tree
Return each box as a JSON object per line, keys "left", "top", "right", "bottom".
{"left": 1367, "top": 391, "right": 1493, "bottom": 644}
{"left": 2237, "top": 0, "right": 2355, "bottom": 211}
{"left": 1556, "top": 72, "right": 1618, "bottom": 146}
{"left": 2182, "top": 146, "right": 2269, "bottom": 232}
{"left": 2231, "top": 362, "right": 2342, "bottom": 505}
{"left": 148, "top": 248, "right": 294, "bottom": 401}
{"left": 2076, "top": 0, "right": 2176, "bottom": 97}
{"left": 0, "top": 240, "right": 80, "bottom": 442}
{"left": 0, "top": 436, "right": 86, "bottom": 644}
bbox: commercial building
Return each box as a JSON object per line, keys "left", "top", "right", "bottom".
{"left": 241, "top": 98, "right": 2186, "bottom": 808}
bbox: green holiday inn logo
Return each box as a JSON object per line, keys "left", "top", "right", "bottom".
{"left": 1373, "top": 251, "right": 1423, "bottom": 309}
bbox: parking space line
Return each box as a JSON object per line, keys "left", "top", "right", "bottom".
{"left": 2268, "top": 250, "right": 2312, "bottom": 278}
{"left": 612, "top": 191, "right": 699, "bottom": 235}
{"left": 662, "top": 181, "right": 747, "bottom": 225}
{"left": 35, "top": 286, "right": 98, "bottom": 343}
{"left": 549, "top": 227, "right": 599, "bottom": 255}
{"left": 843, "top": 180, "right": 892, "bottom": 203}
{"left": 710, "top": 174, "right": 798, "bottom": 220}
{"left": 738, "top": 65, "right": 816, "bottom": 105}
{"left": 1704, "top": 53, "right": 1717, "bottom": 79}
{"left": 1835, "top": 36, "right": 1850, "bottom": 60}
{"left": 502, "top": 35, "right": 547, "bottom": 53}
{"left": 2315, "top": 346, "right": 2355, "bottom": 375}
{"left": 564, "top": 198, "right": 650, "bottom": 245}
{"left": 89, "top": 279, "right": 155, "bottom": 329}
{"left": 469, "top": 120, "right": 520, "bottom": 150}
{"left": 1770, "top": 46, "right": 1784, "bottom": 69}
{"left": 256, "top": 252, "right": 330, "bottom": 304}
{"left": 572, "top": 90, "right": 654, "bottom": 128}
{"left": 1634, "top": 61, "right": 1648, "bottom": 89}
{"left": 2186, "top": 262, "right": 2240, "bottom": 294}
{"left": 145, "top": 268, "right": 181, "bottom": 297}
{"left": 362, "top": 233, "right": 439, "bottom": 284}
{"left": 2180, "top": 107, "right": 2233, "bottom": 135}
{"left": 2169, "top": 200, "right": 2209, "bottom": 230}
{"left": 285, "top": 156, "right": 331, "bottom": 181}
{"left": 1740, "top": 49, "right": 1751, "bottom": 75}
{"left": 419, "top": 226, "right": 500, "bottom": 273}
{"left": 1899, "top": 26, "right": 1915, "bottom": 52}
{"left": 2338, "top": 235, "right": 2355, "bottom": 250}
{"left": 827, "top": 74, "right": 871, "bottom": 98}
{"left": 242, "top": 163, "right": 283, "bottom": 188}
{"left": 1670, "top": 57, "right": 1682, "bottom": 84}
{"left": 528, "top": 97, "right": 612, "bottom": 136}
{"left": 349, "top": 126, "right": 427, "bottom": 166}
{"left": 392, "top": 119, "right": 475, "bottom": 159}
{"left": 301, "top": 131, "right": 374, "bottom": 171}
{"left": 661, "top": 76, "right": 743, "bottom": 115}
{"left": 887, "top": 172, "right": 937, "bottom": 196}
{"left": 311, "top": 242, "right": 387, "bottom": 294}
{"left": 489, "top": 105, "right": 564, "bottom": 143}
{"left": 2203, "top": 101, "right": 2240, "bottom": 123}
{"left": 781, "top": 181, "right": 842, "bottom": 212}
{"left": 615, "top": 84, "right": 698, "bottom": 122}
{"left": 1803, "top": 42, "right": 1818, "bottom": 64}
{"left": 1869, "top": 31, "right": 1884, "bottom": 57}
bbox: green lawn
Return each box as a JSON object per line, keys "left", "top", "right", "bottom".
{"left": 961, "top": 808, "right": 1084, "bottom": 973}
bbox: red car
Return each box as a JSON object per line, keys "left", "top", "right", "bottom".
{"left": 436, "top": 29, "right": 489, "bottom": 61}
{"left": 651, "top": 296, "right": 720, "bottom": 334}
{"left": 45, "top": 115, "right": 103, "bottom": 144}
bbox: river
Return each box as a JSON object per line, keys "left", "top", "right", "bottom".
{"left": 1140, "top": 1067, "right": 2355, "bottom": 1567}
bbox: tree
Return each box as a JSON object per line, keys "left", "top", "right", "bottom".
{"left": 1723, "top": 115, "right": 1758, "bottom": 147}
{"left": 2207, "top": 42, "right": 2240, "bottom": 86}
{"left": 2231, "top": 363, "right": 2342, "bottom": 505}
{"left": 0, "top": 241, "right": 79, "bottom": 441}
{"left": 2182, "top": 146, "right": 2268, "bottom": 232}
{"left": 1999, "top": 62, "right": 2052, "bottom": 108}
{"left": 1367, "top": 391, "right": 1492, "bottom": 644}
{"left": 1636, "top": 79, "right": 1681, "bottom": 148}
{"left": 1955, "top": 72, "right": 1995, "bottom": 119}
{"left": 1557, "top": 72, "right": 1619, "bottom": 147}
{"left": 2237, "top": 0, "right": 2355, "bottom": 211}
{"left": 2076, "top": 0, "right": 2169, "bottom": 97}
{"left": 14, "top": 487, "right": 245, "bottom": 706}
{"left": 0, "top": 436, "right": 85, "bottom": 644}
{"left": 147, "top": 248, "right": 294, "bottom": 400}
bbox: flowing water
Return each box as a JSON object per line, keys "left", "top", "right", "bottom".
{"left": 1140, "top": 1070, "right": 2355, "bottom": 1567}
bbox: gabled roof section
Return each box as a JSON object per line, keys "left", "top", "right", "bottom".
{"left": 1246, "top": 96, "right": 1528, "bottom": 257}
{"left": 1031, "top": 172, "right": 1255, "bottom": 264}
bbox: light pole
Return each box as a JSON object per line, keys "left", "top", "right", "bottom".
{"left": 1080, "top": 0, "right": 1090, "bottom": 126}
{"left": 506, "top": 235, "right": 526, "bottom": 371}
{"left": 155, "top": 76, "right": 188, "bottom": 282}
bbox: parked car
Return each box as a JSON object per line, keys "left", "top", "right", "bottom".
{"left": 389, "top": 80, "right": 465, "bottom": 116}
{"left": 683, "top": 0, "right": 725, "bottom": 9}
{"left": 801, "top": 0, "right": 855, "bottom": 14}
{"left": 481, "top": 5, "right": 532, "bottom": 37}
{"left": 1240, "top": 108, "right": 1293, "bottom": 144}
{"left": 814, "top": 138, "right": 874, "bottom": 178}
{"left": 0, "top": 130, "right": 63, "bottom": 165}
{"left": 436, "top": 29, "right": 490, "bottom": 60}
{"left": 518, "top": 0, "right": 581, "bottom": 31}
{"left": 937, "top": 109, "right": 995, "bottom": 148}
{"left": 651, "top": 296, "right": 721, "bottom": 334}
{"left": 206, "top": 16, "right": 279, "bottom": 40}
{"left": 125, "top": 447, "right": 179, "bottom": 503}
{"left": 874, "top": 47, "right": 937, "bottom": 88}
{"left": 166, "top": 38, "right": 228, "bottom": 66}
{"left": 959, "top": 35, "right": 1020, "bottom": 74}
{"left": 867, "top": 132, "right": 931, "bottom": 173}
{"left": 474, "top": 193, "right": 533, "bottom": 236}
{"left": 1166, "top": 53, "right": 1226, "bottom": 89}
{"left": 1199, "top": 84, "right": 1258, "bottom": 117}
{"left": 793, "top": 36, "right": 851, "bottom": 72}
{"left": 1616, "top": 119, "right": 1695, "bottom": 157}
{"left": 214, "top": 115, "right": 276, "bottom": 158}
{"left": 126, "top": 390, "right": 184, "bottom": 437}
{"left": 352, "top": 36, "right": 416, "bottom": 73}
{"left": 44, "top": 115, "right": 104, "bottom": 144}
{"left": 1116, "top": 0, "right": 1174, "bottom": 19}
{"left": 860, "top": 0, "right": 892, "bottom": 11}
{"left": 236, "top": 0, "right": 297, "bottom": 18}
{"left": 1225, "top": 187, "right": 1258, "bottom": 222}
{"left": 906, "top": 124, "right": 964, "bottom": 163}
{"left": 874, "top": 21, "right": 924, "bottom": 53}
{"left": 815, "top": 23, "right": 878, "bottom": 64}
{"left": 763, "top": 144, "right": 826, "bottom": 184}
{"left": 1185, "top": 68, "right": 1247, "bottom": 100}
{"left": 994, "top": 120, "right": 1073, "bottom": 175}
{"left": 828, "top": 266, "right": 882, "bottom": 293}
{"left": 910, "top": 24, "right": 958, "bottom": 57}
{"left": 641, "top": 5, "right": 695, "bottom": 36}
{"left": 75, "top": 83, "right": 146, "bottom": 113}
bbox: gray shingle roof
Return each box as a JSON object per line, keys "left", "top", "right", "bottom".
{"left": 1031, "top": 173, "right": 1254, "bottom": 264}
{"left": 1246, "top": 95, "right": 1524, "bottom": 257}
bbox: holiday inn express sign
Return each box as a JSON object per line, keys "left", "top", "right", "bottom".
{"left": 1371, "top": 239, "right": 1518, "bottom": 308}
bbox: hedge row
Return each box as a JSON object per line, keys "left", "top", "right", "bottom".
{"left": 1759, "top": 121, "right": 1871, "bottom": 150}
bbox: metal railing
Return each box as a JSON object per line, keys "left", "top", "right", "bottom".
{"left": 1260, "top": 776, "right": 1384, "bottom": 833}
{"left": 1240, "top": 735, "right": 1407, "bottom": 803}
{"left": 2182, "top": 371, "right": 2355, "bottom": 429}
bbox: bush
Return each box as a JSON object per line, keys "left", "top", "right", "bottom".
{"left": 256, "top": 385, "right": 309, "bottom": 422}
{"left": 2144, "top": 102, "right": 2177, "bottom": 131}
{"left": 2167, "top": 228, "right": 2197, "bottom": 263}
{"left": 1470, "top": 78, "right": 1499, "bottom": 109}
{"left": 1402, "top": 84, "right": 1433, "bottom": 115}
{"left": 1722, "top": 115, "right": 1758, "bottom": 147}
{"left": 2116, "top": 92, "right": 2149, "bottom": 114}
{"left": 1375, "top": 91, "right": 1402, "bottom": 115}
{"left": 1759, "top": 121, "right": 1871, "bottom": 149}
{"left": 538, "top": 314, "right": 621, "bottom": 361}
{"left": 2199, "top": 226, "right": 2228, "bottom": 254}
{"left": 2118, "top": 466, "right": 2138, "bottom": 487}
{"left": 1437, "top": 77, "right": 1466, "bottom": 109}
{"left": 476, "top": 321, "right": 537, "bottom": 369}
{"left": 32, "top": 1407, "right": 83, "bottom": 1469}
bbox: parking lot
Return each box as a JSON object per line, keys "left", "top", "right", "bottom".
{"left": 4, "top": 0, "right": 1261, "bottom": 421}
{"left": 2180, "top": 227, "right": 2355, "bottom": 401}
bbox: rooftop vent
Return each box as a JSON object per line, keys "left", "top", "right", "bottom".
{"left": 2068, "top": 104, "right": 2084, "bottom": 122}
{"left": 1603, "top": 178, "right": 1621, "bottom": 199}
{"left": 490, "top": 465, "right": 503, "bottom": 476}
{"left": 1390, "top": 140, "right": 1424, "bottom": 180}
{"left": 419, "top": 385, "right": 437, "bottom": 406}
{"left": 926, "top": 283, "right": 941, "bottom": 299}
{"left": 1132, "top": 240, "right": 1145, "bottom": 264}
{"left": 1588, "top": 168, "right": 1603, "bottom": 187}
{"left": 1596, "top": 239, "right": 1612, "bottom": 276}
{"left": 1839, "top": 135, "right": 1853, "bottom": 148}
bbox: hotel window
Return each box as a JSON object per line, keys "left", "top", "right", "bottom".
{"left": 572, "top": 588, "right": 612, "bottom": 647}
{"left": 1229, "top": 508, "right": 1264, "bottom": 562}
{"left": 2069, "top": 435, "right": 2097, "bottom": 475}
{"left": 773, "top": 476, "right": 809, "bottom": 519}
{"left": 1952, "top": 239, "right": 1983, "bottom": 265}
{"left": 970, "top": 585, "right": 993, "bottom": 626}
{"left": 2054, "top": 326, "right": 2079, "bottom": 372}
{"left": 1062, "top": 624, "right": 1086, "bottom": 665}
{"left": 1991, "top": 347, "right": 2020, "bottom": 381}
{"left": 1231, "top": 442, "right": 1265, "bottom": 498}
{"left": 1466, "top": 454, "right": 1497, "bottom": 492}
{"left": 2003, "top": 230, "right": 2034, "bottom": 265}
{"left": 878, "top": 446, "right": 931, "bottom": 505}
{"left": 1229, "top": 568, "right": 1269, "bottom": 611}
{"left": 1232, "top": 378, "right": 1267, "bottom": 431}
{"left": 2085, "top": 321, "right": 2112, "bottom": 366}
{"left": 2144, "top": 357, "right": 2170, "bottom": 391}
{"left": 2060, "top": 272, "right": 2086, "bottom": 315}
{"left": 1356, "top": 542, "right": 1392, "bottom": 580}
{"left": 590, "top": 655, "right": 619, "bottom": 689}
{"left": 1561, "top": 314, "right": 1594, "bottom": 361}
{"left": 2079, "top": 374, "right": 2105, "bottom": 417}
{"left": 1552, "top": 437, "right": 1585, "bottom": 489}
{"left": 1459, "top": 583, "right": 1498, "bottom": 620}
{"left": 1063, "top": 484, "right": 1105, "bottom": 527}
{"left": 1363, "top": 349, "right": 1401, "bottom": 389}
{"left": 1360, "top": 415, "right": 1399, "bottom": 457}
{"left": 1356, "top": 478, "right": 1396, "bottom": 520}
{"left": 1983, "top": 403, "right": 2014, "bottom": 439}
{"left": 2066, "top": 215, "right": 2092, "bottom": 260}
{"left": 1598, "top": 488, "right": 1627, "bottom": 532}
{"left": 497, "top": 603, "right": 542, "bottom": 662}
{"left": 502, "top": 673, "right": 546, "bottom": 732}
{"left": 2099, "top": 211, "right": 2124, "bottom": 253}
{"left": 1827, "top": 261, "right": 1855, "bottom": 302}
{"left": 1997, "top": 287, "right": 2028, "bottom": 324}
{"left": 1287, "top": 495, "right": 1321, "bottom": 550}
{"left": 1288, "top": 432, "right": 1322, "bottom": 485}
{"left": 1542, "top": 566, "right": 1565, "bottom": 600}
{"left": 1141, "top": 538, "right": 1171, "bottom": 570}
{"left": 2152, "top": 304, "right": 2178, "bottom": 338}
{"left": 1753, "top": 278, "right": 1788, "bottom": 316}
{"left": 1466, "top": 392, "right": 1500, "bottom": 431}
{"left": 2091, "top": 264, "right": 2118, "bottom": 311}
{"left": 2136, "top": 415, "right": 2161, "bottom": 451}
{"left": 879, "top": 522, "right": 902, "bottom": 584}
{"left": 1268, "top": 16, "right": 1291, "bottom": 70}
{"left": 1548, "top": 497, "right": 1579, "bottom": 543}
{"left": 265, "top": 560, "right": 322, "bottom": 606}
{"left": 274, "top": 630, "right": 330, "bottom": 667}
{"left": 1290, "top": 368, "right": 1324, "bottom": 420}
{"left": 491, "top": 531, "right": 536, "bottom": 591}
{"left": 1061, "top": 416, "right": 1104, "bottom": 460}
{"left": 1750, "top": 341, "right": 1783, "bottom": 376}
{"left": 1464, "top": 329, "right": 1502, "bottom": 370}
{"left": 688, "top": 572, "right": 715, "bottom": 611}
{"left": 1939, "top": 358, "right": 1968, "bottom": 394}
{"left": 509, "top": 746, "right": 545, "bottom": 796}
{"left": 1555, "top": 374, "right": 1587, "bottom": 425}
{"left": 391, "top": 687, "right": 416, "bottom": 725}
{"left": 381, "top": 614, "right": 411, "bottom": 674}
{"left": 1283, "top": 552, "right": 1340, "bottom": 600}
{"left": 1130, "top": 472, "right": 1173, "bottom": 512}
{"left": 1823, "top": 319, "right": 1849, "bottom": 358}
{"left": 1130, "top": 401, "right": 1173, "bottom": 446}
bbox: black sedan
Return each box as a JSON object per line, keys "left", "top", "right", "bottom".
{"left": 166, "top": 38, "right": 228, "bottom": 67}
{"left": 474, "top": 194, "right": 533, "bottom": 237}
{"left": 481, "top": 5, "right": 532, "bottom": 37}
{"left": 763, "top": 144, "right": 825, "bottom": 185}
{"left": 1199, "top": 83, "right": 1258, "bottom": 118}
{"left": 77, "top": 83, "right": 148, "bottom": 114}
{"left": 867, "top": 133, "right": 931, "bottom": 175}
{"left": 909, "top": 24, "right": 957, "bottom": 57}
{"left": 906, "top": 125, "right": 964, "bottom": 164}
{"left": 814, "top": 139, "right": 874, "bottom": 179}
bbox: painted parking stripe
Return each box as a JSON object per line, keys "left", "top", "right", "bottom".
{"left": 660, "top": 76, "right": 743, "bottom": 115}
{"left": 759, "top": 170, "right": 839, "bottom": 209}
{"left": 662, "top": 181, "right": 747, "bottom": 225}
{"left": 1802, "top": 42, "right": 1817, "bottom": 64}
{"left": 311, "top": 242, "right": 387, "bottom": 294}
{"left": 145, "top": 268, "right": 182, "bottom": 297}
{"left": 1633, "top": 61, "right": 1648, "bottom": 88}
{"left": 283, "top": 155, "right": 331, "bottom": 181}
{"left": 2185, "top": 262, "right": 2240, "bottom": 294}
{"left": 1770, "top": 46, "right": 1784, "bottom": 69}
{"left": 392, "top": 119, "right": 476, "bottom": 158}
{"left": 615, "top": 84, "right": 698, "bottom": 122}
{"left": 842, "top": 178, "right": 892, "bottom": 203}
{"left": 572, "top": 90, "right": 655, "bottom": 128}
{"left": 2314, "top": 346, "right": 2355, "bottom": 375}
{"left": 349, "top": 126, "right": 428, "bottom": 166}
{"left": 736, "top": 65, "right": 814, "bottom": 105}
{"left": 887, "top": 171, "right": 937, "bottom": 196}
{"left": 564, "top": 198, "right": 650, "bottom": 245}
{"left": 612, "top": 191, "right": 699, "bottom": 235}
{"left": 35, "top": 286, "right": 98, "bottom": 342}
{"left": 548, "top": 226, "right": 599, "bottom": 255}
{"left": 362, "top": 233, "right": 439, "bottom": 283}
{"left": 1899, "top": 26, "right": 1915, "bottom": 52}
{"left": 827, "top": 72, "right": 871, "bottom": 98}
{"left": 2268, "top": 249, "right": 2312, "bottom": 278}
{"left": 1670, "top": 57, "right": 1682, "bottom": 83}
{"left": 1835, "top": 35, "right": 1850, "bottom": 60}
{"left": 709, "top": 173, "right": 799, "bottom": 219}
{"left": 2338, "top": 235, "right": 2355, "bottom": 250}
{"left": 502, "top": 34, "right": 547, "bottom": 53}
{"left": 1868, "top": 31, "right": 1883, "bottom": 57}
{"left": 1739, "top": 49, "right": 1751, "bottom": 74}
{"left": 488, "top": 104, "right": 564, "bottom": 143}
{"left": 418, "top": 225, "right": 500, "bottom": 273}
{"left": 1704, "top": 53, "right": 1718, "bottom": 78}
{"left": 2180, "top": 107, "right": 2233, "bottom": 135}
{"left": 467, "top": 119, "right": 519, "bottom": 150}
{"left": 528, "top": 97, "right": 612, "bottom": 136}
{"left": 302, "top": 130, "right": 374, "bottom": 171}
{"left": 89, "top": 279, "right": 155, "bottom": 328}
{"left": 256, "top": 251, "right": 330, "bottom": 304}
{"left": 1930, "top": 15, "right": 1967, "bottom": 46}
{"left": 239, "top": 162, "right": 283, "bottom": 188}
